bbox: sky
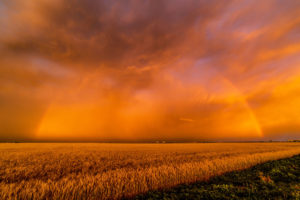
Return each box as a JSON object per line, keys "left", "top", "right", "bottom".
{"left": 0, "top": 0, "right": 300, "bottom": 141}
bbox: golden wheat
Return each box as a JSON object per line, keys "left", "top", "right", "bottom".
{"left": 0, "top": 143, "right": 299, "bottom": 199}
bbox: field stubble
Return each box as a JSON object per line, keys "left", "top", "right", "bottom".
{"left": 0, "top": 143, "right": 299, "bottom": 199}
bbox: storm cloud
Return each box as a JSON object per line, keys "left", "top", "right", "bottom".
{"left": 0, "top": 0, "right": 300, "bottom": 141}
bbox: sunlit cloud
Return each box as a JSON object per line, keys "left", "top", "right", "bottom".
{"left": 0, "top": 0, "right": 300, "bottom": 141}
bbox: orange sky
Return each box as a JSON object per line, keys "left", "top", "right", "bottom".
{"left": 0, "top": 0, "right": 300, "bottom": 141}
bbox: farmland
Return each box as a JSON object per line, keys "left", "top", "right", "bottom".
{"left": 135, "top": 154, "right": 300, "bottom": 199}
{"left": 0, "top": 143, "right": 300, "bottom": 199}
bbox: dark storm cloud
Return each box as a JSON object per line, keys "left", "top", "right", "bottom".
{"left": 1, "top": 0, "right": 229, "bottom": 67}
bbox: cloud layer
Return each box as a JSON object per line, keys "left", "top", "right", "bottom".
{"left": 0, "top": 0, "right": 300, "bottom": 141}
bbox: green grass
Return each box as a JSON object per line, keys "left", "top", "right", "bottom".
{"left": 133, "top": 154, "right": 300, "bottom": 200}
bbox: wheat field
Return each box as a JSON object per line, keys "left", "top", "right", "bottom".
{"left": 0, "top": 143, "right": 299, "bottom": 199}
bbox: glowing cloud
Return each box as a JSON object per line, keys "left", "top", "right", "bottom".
{"left": 0, "top": 0, "right": 300, "bottom": 141}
